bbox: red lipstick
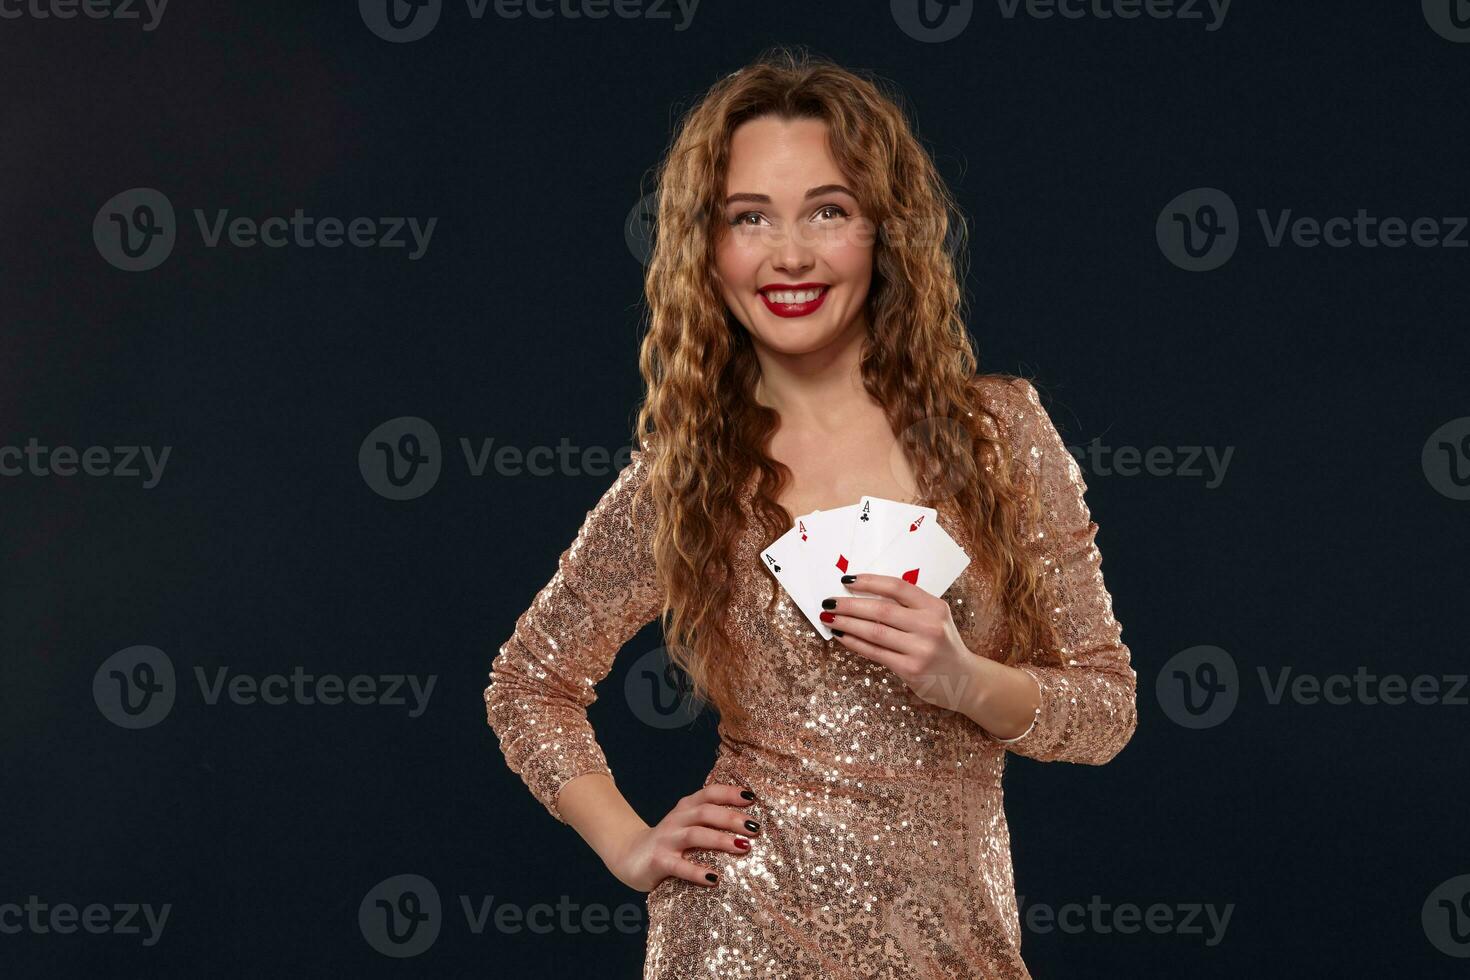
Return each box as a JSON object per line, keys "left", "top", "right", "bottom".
{"left": 757, "top": 282, "right": 830, "bottom": 319}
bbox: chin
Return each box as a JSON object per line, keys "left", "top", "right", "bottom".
{"left": 750, "top": 326, "right": 845, "bottom": 356}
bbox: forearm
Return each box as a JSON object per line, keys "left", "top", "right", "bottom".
{"left": 557, "top": 771, "right": 650, "bottom": 868}
{"left": 959, "top": 656, "right": 1041, "bottom": 739}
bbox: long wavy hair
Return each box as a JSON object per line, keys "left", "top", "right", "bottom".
{"left": 629, "top": 46, "right": 1059, "bottom": 732}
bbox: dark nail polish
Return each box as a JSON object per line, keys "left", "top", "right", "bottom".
{"left": 706, "top": 872, "right": 718, "bottom": 883}
{"left": 840, "top": 574, "right": 856, "bottom": 584}
{"left": 734, "top": 837, "right": 750, "bottom": 850}
{"left": 744, "top": 820, "right": 760, "bottom": 833}
{"left": 740, "top": 790, "right": 755, "bottom": 800}
{"left": 832, "top": 629, "right": 844, "bottom": 637}
{"left": 821, "top": 598, "right": 836, "bottom": 610}
{"left": 820, "top": 611, "right": 835, "bottom": 623}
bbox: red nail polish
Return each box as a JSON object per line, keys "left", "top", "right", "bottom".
{"left": 820, "top": 611, "right": 835, "bottom": 623}
{"left": 735, "top": 837, "right": 750, "bottom": 850}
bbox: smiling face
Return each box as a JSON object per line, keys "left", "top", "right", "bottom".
{"left": 713, "top": 115, "right": 876, "bottom": 357}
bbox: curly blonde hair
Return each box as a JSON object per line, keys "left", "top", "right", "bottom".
{"left": 630, "top": 45, "right": 1057, "bottom": 731}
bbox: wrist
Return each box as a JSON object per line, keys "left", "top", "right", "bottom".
{"left": 963, "top": 659, "right": 1041, "bottom": 739}
{"left": 596, "top": 811, "right": 651, "bottom": 871}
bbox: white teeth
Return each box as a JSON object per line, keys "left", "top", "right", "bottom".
{"left": 765, "top": 288, "right": 824, "bottom": 304}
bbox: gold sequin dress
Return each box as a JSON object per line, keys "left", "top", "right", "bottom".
{"left": 485, "top": 376, "right": 1138, "bottom": 979}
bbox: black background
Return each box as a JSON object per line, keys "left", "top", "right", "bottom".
{"left": 3, "top": 0, "right": 1468, "bottom": 976}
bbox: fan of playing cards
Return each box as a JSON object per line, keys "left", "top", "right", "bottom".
{"left": 759, "top": 495, "right": 971, "bottom": 640}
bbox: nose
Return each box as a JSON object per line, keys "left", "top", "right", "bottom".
{"left": 768, "top": 222, "right": 816, "bottom": 277}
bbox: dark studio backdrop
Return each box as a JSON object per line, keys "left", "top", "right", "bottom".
{"left": 2, "top": 1, "right": 1468, "bottom": 976}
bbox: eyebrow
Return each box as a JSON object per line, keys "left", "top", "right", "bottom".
{"left": 724, "top": 184, "right": 856, "bottom": 206}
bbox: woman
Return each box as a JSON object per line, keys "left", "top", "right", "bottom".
{"left": 485, "top": 46, "right": 1138, "bottom": 979}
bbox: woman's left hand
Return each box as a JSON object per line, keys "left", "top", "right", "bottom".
{"left": 820, "top": 573, "right": 991, "bottom": 715}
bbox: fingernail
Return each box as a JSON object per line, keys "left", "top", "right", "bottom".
{"left": 744, "top": 820, "right": 760, "bottom": 833}
{"left": 832, "top": 629, "right": 844, "bottom": 637}
{"left": 740, "top": 789, "right": 756, "bottom": 800}
{"left": 840, "top": 574, "right": 856, "bottom": 584}
{"left": 821, "top": 598, "right": 836, "bottom": 610}
{"left": 734, "top": 837, "right": 750, "bottom": 850}
{"left": 820, "top": 611, "right": 835, "bottom": 623}
{"left": 706, "top": 872, "right": 718, "bottom": 883}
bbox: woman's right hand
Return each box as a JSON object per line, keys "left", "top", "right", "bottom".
{"left": 605, "top": 783, "right": 761, "bottom": 892}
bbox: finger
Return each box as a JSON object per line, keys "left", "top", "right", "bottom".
{"left": 680, "top": 783, "right": 757, "bottom": 812}
{"left": 660, "top": 854, "right": 722, "bottom": 887}
{"left": 697, "top": 783, "right": 759, "bottom": 808}
{"left": 840, "top": 573, "right": 939, "bottom": 611}
{"left": 830, "top": 628, "right": 908, "bottom": 673}
{"left": 821, "top": 594, "right": 925, "bottom": 634}
{"left": 823, "top": 606, "right": 925, "bottom": 659}
{"left": 693, "top": 802, "right": 762, "bottom": 837}
{"left": 679, "top": 825, "right": 753, "bottom": 856}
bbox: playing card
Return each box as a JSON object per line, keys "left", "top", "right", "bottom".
{"left": 850, "top": 515, "right": 970, "bottom": 601}
{"left": 845, "top": 496, "right": 938, "bottom": 582}
{"left": 801, "top": 503, "right": 861, "bottom": 601}
{"left": 759, "top": 519, "right": 836, "bottom": 639}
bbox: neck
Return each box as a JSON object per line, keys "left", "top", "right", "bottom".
{"left": 751, "top": 313, "right": 874, "bottom": 434}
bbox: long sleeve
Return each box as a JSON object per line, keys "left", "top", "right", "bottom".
{"left": 981, "top": 378, "right": 1138, "bottom": 764}
{"left": 484, "top": 449, "right": 664, "bottom": 824}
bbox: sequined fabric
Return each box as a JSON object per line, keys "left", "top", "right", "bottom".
{"left": 484, "top": 376, "right": 1138, "bottom": 978}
